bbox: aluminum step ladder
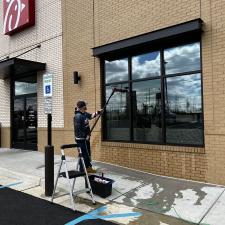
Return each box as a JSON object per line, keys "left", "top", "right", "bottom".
{"left": 51, "top": 144, "right": 95, "bottom": 210}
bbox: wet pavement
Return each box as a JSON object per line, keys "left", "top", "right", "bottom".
{"left": 0, "top": 148, "right": 224, "bottom": 225}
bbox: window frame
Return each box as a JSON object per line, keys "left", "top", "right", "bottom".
{"left": 101, "top": 40, "right": 204, "bottom": 147}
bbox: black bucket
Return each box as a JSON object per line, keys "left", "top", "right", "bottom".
{"left": 87, "top": 175, "right": 114, "bottom": 198}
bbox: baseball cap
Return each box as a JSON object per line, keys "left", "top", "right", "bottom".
{"left": 77, "top": 100, "right": 86, "bottom": 109}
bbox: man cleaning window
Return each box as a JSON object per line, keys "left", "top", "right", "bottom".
{"left": 74, "top": 100, "right": 101, "bottom": 173}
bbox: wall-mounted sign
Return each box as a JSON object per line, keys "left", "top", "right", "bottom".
{"left": 3, "top": 0, "right": 35, "bottom": 36}
{"left": 43, "top": 74, "right": 53, "bottom": 97}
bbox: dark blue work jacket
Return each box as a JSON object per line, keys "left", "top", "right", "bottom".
{"left": 74, "top": 110, "right": 92, "bottom": 139}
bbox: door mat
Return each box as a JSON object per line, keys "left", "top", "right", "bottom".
{"left": 0, "top": 185, "right": 116, "bottom": 225}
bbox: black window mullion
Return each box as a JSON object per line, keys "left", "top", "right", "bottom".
{"left": 105, "top": 80, "right": 129, "bottom": 86}
{"left": 160, "top": 49, "right": 166, "bottom": 144}
{"left": 200, "top": 40, "right": 205, "bottom": 146}
{"left": 101, "top": 59, "right": 107, "bottom": 140}
{"left": 10, "top": 71, "right": 15, "bottom": 148}
{"left": 24, "top": 96, "right": 27, "bottom": 146}
{"left": 128, "top": 57, "right": 133, "bottom": 141}
{"left": 131, "top": 76, "right": 161, "bottom": 83}
{"left": 164, "top": 70, "right": 201, "bottom": 78}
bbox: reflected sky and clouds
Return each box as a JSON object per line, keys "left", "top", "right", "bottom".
{"left": 164, "top": 42, "right": 200, "bottom": 74}
{"left": 15, "top": 81, "right": 37, "bottom": 96}
{"left": 104, "top": 41, "right": 203, "bottom": 144}
{"left": 105, "top": 59, "right": 128, "bottom": 83}
{"left": 105, "top": 43, "right": 200, "bottom": 83}
{"left": 166, "top": 73, "right": 202, "bottom": 113}
{"left": 132, "top": 51, "right": 160, "bottom": 79}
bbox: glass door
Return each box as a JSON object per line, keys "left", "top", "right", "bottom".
{"left": 13, "top": 97, "right": 25, "bottom": 148}
{"left": 12, "top": 74, "right": 37, "bottom": 150}
{"left": 13, "top": 94, "right": 37, "bottom": 150}
{"left": 25, "top": 95, "right": 37, "bottom": 149}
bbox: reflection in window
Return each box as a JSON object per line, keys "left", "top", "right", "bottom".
{"left": 105, "top": 58, "right": 128, "bottom": 84}
{"left": 15, "top": 82, "right": 37, "bottom": 95}
{"left": 14, "top": 98, "right": 24, "bottom": 141}
{"left": 15, "top": 75, "right": 37, "bottom": 96}
{"left": 105, "top": 84, "right": 130, "bottom": 140}
{"left": 103, "top": 41, "right": 203, "bottom": 146}
{"left": 132, "top": 51, "right": 160, "bottom": 79}
{"left": 164, "top": 42, "right": 200, "bottom": 75}
{"left": 165, "top": 73, "right": 203, "bottom": 145}
{"left": 26, "top": 97, "right": 37, "bottom": 144}
{"left": 133, "top": 80, "right": 162, "bottom": 142}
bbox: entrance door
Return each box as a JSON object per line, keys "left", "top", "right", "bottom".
{"left": 12, "top": 75, "right": 37, "bottom": 150}
{"left": 13, "top": 94, "right": 37, "bottom": 150}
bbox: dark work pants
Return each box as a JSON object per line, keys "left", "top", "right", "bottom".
{"left": 76, "top": 139, "right": 92, "bottom": 172}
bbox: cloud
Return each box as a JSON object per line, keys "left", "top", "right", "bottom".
{"left": 164, "top": 43, "right": 200, "bottom": 74}
{"left": 166, "top": 74, "right": 202, "bottom": 112}
{"left": 105, "top": 59, "right": 128, "bottom": 83}
{"left": 132, "top": 51, "right": 160, "bottom": 79}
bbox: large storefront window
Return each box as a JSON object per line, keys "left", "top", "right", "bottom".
{"left": 103, "top": 42, "right": 203, "bottom": 146}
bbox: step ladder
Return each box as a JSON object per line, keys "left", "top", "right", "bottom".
{"left": 51, "top": 144, "right": 96, "bottom": 210}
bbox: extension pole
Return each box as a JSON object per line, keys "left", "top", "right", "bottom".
{"left": 90, "top": 89, "right": 115, "bottom": 133}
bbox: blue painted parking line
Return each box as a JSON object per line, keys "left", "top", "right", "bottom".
{"left": 97, "top": 212, "right": 142, "bottom": 219}
{"left": 0, "top": 181, "right": 23, "bottom": 190}
{"left": 65, "top": 205, "right": 142, "bottom": 225}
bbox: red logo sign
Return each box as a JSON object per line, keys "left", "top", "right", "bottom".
{"left": 3, "top": 0, "right": 35, "bottom": 35}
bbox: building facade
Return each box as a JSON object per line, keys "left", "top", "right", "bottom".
{"left": 0, "top": 0, "right": 64, "bottom": 150}
{"left": 1, "top": 0, "right": 225, "bottom": 185}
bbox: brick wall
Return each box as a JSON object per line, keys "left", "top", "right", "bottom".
{"left": 62, "top": 0, "right": 214, "bottom": 182}
{"left": 62, "top": 0, "right": 225, "bottom": 185}
{"left": 202, "top": 0, "right": 225, "bottom": 185}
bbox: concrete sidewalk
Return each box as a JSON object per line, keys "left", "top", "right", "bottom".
{"left": 0, "top": 148, "right": 224, "bottom": 225}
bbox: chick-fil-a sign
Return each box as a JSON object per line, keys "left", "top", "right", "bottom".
{"left": 3, "top": 0, "right": 35, "bottom": 35}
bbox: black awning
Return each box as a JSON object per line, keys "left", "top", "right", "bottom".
{"left": 93, "top": 18, "right": 203, "bottom": 58}
{"left": 0, "top": 58, "right": 46, "bottom": 79}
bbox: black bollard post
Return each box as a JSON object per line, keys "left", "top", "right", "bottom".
{"left": 45, "top": 113, "right": 54, "bottom": 196}
{"left": 45, "top": 145, "right": 54, "bottom": 196}
{"left": 47, "top": 114, "right": 52, "bottom": 146}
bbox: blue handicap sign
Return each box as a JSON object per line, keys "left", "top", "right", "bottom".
{"left": 65, "top": 205, "right": 142, "bottom": 225}
{"left": 45, "top": 85, "right": 51, "bottom": 94}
